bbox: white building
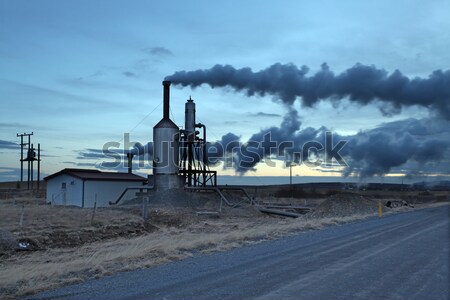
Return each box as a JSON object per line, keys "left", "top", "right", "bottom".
{"left": 45, "top": 168, "right": 147, "bottom": 208}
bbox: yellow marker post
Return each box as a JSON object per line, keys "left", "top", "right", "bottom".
{"left": 378, "top": 201, "right": 383, "bottom": 218}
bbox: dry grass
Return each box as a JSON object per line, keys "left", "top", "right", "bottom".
{"left": 0, "top": 210, "right": 377, "bottom": 298}
{"left": 0, "top": 189, "right": 447, "bottom": 299}
{"left": 1, "top": 200, "right": 143, "bottom": 233}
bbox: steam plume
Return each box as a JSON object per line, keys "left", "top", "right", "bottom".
{"left": 166, "top": 63, "right": 450, "bottom": 118}
{"left": 207, "top": 113, "right": 450, "bottom": 178}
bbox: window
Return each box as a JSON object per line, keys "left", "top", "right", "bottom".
{"left": 61, "top": 182, "right": 66, "bottom": 189}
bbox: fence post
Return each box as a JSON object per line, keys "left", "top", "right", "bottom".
{"left": 142, "top": 196, "right": 148, "bottom": 221}
{"left": 90, "top": 194, "right": 97, "bottom": 225}
{"left": 378, "top": 201, "right": 383, "bottom": 218}
{"left": 19, "top": 204, "right": 25, "bottom": 227}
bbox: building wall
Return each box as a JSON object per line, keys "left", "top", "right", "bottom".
{"left": 46, "top": 175, "right": 83, "bottom": 206}
{"left": 47, "top": 175, "right": 145, "bottom": 208}
{"left": 83, "top": 180, "right": 142, "bottom": 207}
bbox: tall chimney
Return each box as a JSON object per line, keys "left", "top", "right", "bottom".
{"left": 126, "top": 153, "right": 134, "bottom": 174}
{"left": 163, "top": 80, "right": 171, "bottom": 119}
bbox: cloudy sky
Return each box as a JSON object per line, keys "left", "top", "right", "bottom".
{"left": 1, "top": 0, "right": 449, "bottom": 183}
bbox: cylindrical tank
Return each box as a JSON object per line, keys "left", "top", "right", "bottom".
{"left": 153, "top": 81, "right": 180, "bottom": 175}
{"left": 153, "top": 117, "right": 179, "bottom": 175}
{"left": 185, "top": 97, "right": 196, "bottom": 142}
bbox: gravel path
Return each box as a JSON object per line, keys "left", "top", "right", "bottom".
{"left": 30, "top": 205, "right": 450, "bottom": 300}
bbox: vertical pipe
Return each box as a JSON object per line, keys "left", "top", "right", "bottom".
{"left": 197, "top": 124, "right": 207, "bottom": 186}
{"left": 127, "top": 153, "right": 133, "bottom": 174}
{"left": 82, "top": 180, "right": 85, "bottom": 208}
{"left": 162, "top": 80, "right": 171, "bottom": 119}
{"left": 185, "top": 98, "right": 196, "bottom": 187}
{"left": 37, "top": 144, "right": 40, "bottom": 190}
{"left": 30, "top": 144, "right": 34, "bottom": 190}
{"left": 27, "top": 135, "right": 31, "bottom": 189}
{"left": 290, "top": 164, "right": 293, "bottom": 199}
{"left": 19, "top": 135, "right": 23, "bottom": 183}
{"left": 27, "top": 155, "right": 30, "bottom": 190}
{"left": 188, "top": 142, "right": 193, "bottom": 186}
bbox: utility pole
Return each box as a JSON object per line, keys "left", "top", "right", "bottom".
{"left": 16, "top": 132, "right": 33, "bottom": 184}
{"left": 30, "top": 144, "right": 35, "bottom": 189}
{"left": 24, "top": 143, "right": 39, "bottom": 190}
{"left": 37, "top": 143, "right": 41, "bottom": 190}
{"left": 288, "top": 162, "right": 296, "bottom": 199}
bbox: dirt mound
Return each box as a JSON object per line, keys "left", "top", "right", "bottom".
{"left": 122, "top": 189, "right": 225, "bottom": 211}
{"left": 123, "top": 189, "right": 261, "bottom": 219}
{"left": 307, "top": 195, "right": 381, "bottom": 218}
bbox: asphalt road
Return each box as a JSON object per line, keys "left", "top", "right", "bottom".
{"left": 31, "top": 205, "right": 450, "bottom": 300}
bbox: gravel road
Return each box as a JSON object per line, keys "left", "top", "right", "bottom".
{"left": 31, "top": 205, "right": 449, "bottom": 300}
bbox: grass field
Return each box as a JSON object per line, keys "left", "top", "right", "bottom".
{"left": 0, "top": 186, "right": 447, "bottom": 299}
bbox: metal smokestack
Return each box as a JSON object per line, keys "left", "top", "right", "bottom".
{"left": 126, "top": 153, "right": 134, "bottom": 174}
{"left": 185, "top": 96, "right": 196, "bottom": 141}
{"left": 163, "top": 80, "right": 171, "bottom": 119}
{"left": 153, "top": 80, "right": 183, "bottom": 191}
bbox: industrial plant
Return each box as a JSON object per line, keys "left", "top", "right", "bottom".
{"left": 152, "top": 80, "right": 216, "bottom": 190}
{"left": 45, "top": 80, "right": 257, "bottom": 212}
{"left": 3, "top": 81, "right": 449, "bottom": 300}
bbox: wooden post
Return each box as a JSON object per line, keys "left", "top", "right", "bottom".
{"left": 378, "top": 201, "right": 383, "bottom": 218}
{"left": 90, "top": 194, "right": 97, "bottom": 225}
{"left": 19, "top": 205, "right": 25, "bottom": 227}
{"left": 142, "top": 196, "right": 148, "bottom": 221}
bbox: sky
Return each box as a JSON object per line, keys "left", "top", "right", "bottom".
{"left": 0, "top": 0, "right": 449, "bottom": 183}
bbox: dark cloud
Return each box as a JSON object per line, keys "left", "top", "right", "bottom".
{"left": 0, "top": 140, "right": 19, "bottom": 149}
{"left": 2, "top": 79, "right": 115, "bottom": 108}
{"left": 74, "top": 71, "right": 104, "bottom": 81}
{"left": 142, "top": 46, "right": 174, "bottom": 57}
{"left": 166, "top": 63, "right": 450, "bottom": 119}
{"left": 247, "top": 112, "right": 281, "bottom": 117}
{"left": 130, "top": 142, "right": 153, "bottom": 156}
{"left": 122, "top": 71, "right": 137, "bottom": 78}
{"left": 39, "top": 154, "right": 58, "bottom": 158}
{"left": 341, "top": 118, "right": 450, "bottom": 177}
{"left": 223, "top": 121, "right": 238, "bottom": 125}
{"left": 1, "top": 123, "right": 52, "bottom": 131}
{"left": 75, "top": 148, "right": 122, "bottom": 160}
{"left": 0, "top": 167, "right": 20, "bottom": 181}
{"left": 74, "top": 158, "right": 150, "bottom": 173}
{"left": 207, "top": 110, "right": 326, "bottom": 172}
{"left": 75, "top": 162, "right": 96, "bottom": 167}
{"left": 206, "top": 113, "right": 450, "bottom": 178}
{"left": 0, "top": 122, "right": 28, "bottom": 128}
{"left": 74, "top": 143, "right": 153, "bottom": 170}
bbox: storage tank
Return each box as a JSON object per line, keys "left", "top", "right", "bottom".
{"left": 153, "top": 81, "right": 183, "bottom": 190}
{"left": 185, "top": 96, "right": 196, "bottom": 142}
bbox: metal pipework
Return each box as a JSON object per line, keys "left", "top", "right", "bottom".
{"left": 126, "top": 153, "right": 134, "bottom": 174}
{"left": 196, "top": 123, "right": 207, "bottom": 185}
{"left": 185, "top": 96, "right": 196, "bottom": 141}
{"left": 184, "top": 97, "right": 196, "bottom": 186}
{"left": 163, "top": 80, "right": 171, "bottom": 119}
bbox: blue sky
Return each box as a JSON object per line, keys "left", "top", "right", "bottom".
{"left": 1, "top": 0, "right": 449, "bottom": 182}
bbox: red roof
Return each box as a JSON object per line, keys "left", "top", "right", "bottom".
{"left": 44, "top": 168, "right": 147, "bottom": 182}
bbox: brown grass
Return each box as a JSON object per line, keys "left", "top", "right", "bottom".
{"left": 0, "top": 189, "right": 447, "bottom": 299}
{"left": 0, "top": 211, "right": 379, "bottom": 298}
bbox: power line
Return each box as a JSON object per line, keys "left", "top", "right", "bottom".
{"left": 88, "top": 102, "right": 162, "bottom": 170}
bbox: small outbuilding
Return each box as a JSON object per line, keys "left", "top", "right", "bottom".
{"left": 45, "top": 168, "right": 147, "bottom": 208}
